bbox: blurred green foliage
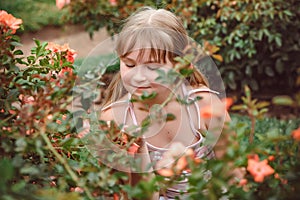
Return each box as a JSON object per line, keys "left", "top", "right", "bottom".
{"left": 0, "top": 0, "right": 66, "bottom": 32}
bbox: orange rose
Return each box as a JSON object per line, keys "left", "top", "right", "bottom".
{"left": 67, "top": 49, "right": 77, "bottom": 63}
{"left": 0, "top": 10, "right": 22, "bottom": 34}
{"left": 291, "top": 127, "right": 300, "bottom": 141}
{"left": 46, "top": 42, "right": 77, "bottom": 64}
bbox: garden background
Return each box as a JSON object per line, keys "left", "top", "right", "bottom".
{"left": 0, "top": 0, "right": 299, "bottom": 200}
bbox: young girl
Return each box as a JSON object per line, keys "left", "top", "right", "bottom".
{"left": 100, "top": 6, "right": 230, "bottom": 199}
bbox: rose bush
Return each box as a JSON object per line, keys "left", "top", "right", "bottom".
{"left": 1, "top": 10, "right": 300, "bottom": 200}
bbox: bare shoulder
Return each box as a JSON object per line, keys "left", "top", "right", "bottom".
{"left": 188, "top": 85, "right": 222, "bottom": 107}
{"left": 100, "top": 106, "right": 115, "bottom": 121}
{"left": 189, "top": 85, "right": 231, "bottom": 120}
{"left": 99, "top": 95, "right": 129, "bottom": 123}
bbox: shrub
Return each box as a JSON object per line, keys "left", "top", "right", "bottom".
{"left": 63, "top": 0, "right": 300, "bottom": 93}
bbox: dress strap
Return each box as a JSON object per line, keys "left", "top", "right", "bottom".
{"left": 122, "top": 93, "right": 138, "bottom": 131}
{"left": 183, "top": 85, "right": 219, "bottom": 139}
{"left": 187, "top": 88, "right": 219, "bottom": 96}
{"left": 101, "top": 94, "right": 138, "bottom": 132}
{"left": 101, "top": 100, "right": 128, "bottom": 112}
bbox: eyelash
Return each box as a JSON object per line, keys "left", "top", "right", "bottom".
{"left": 124, "top": 63, "right": 160, "bottom": 70}
{"left": 125, "top": 64, "right": 135, "bottom": 68}
{"left": 147, "top": 66, "right": 158, "bottom": 70}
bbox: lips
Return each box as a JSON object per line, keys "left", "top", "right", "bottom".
{"left": 137, "top": 86, "right": 151, "bottom": 89}
{"left": 135, "top": 86, "right": 151, "bottom": 91}
{"left": 132, "top": 85, "right": 151, "bottom": 93}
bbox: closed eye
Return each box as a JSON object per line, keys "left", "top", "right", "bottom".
{"left": 125, "top": 63, "right": 135, "bottom": 68}
{"left": 147, "top": 66, "right": 157, "bottom": 70}
{"left": 147, "top": 63, "right": 161, "bottom": 70}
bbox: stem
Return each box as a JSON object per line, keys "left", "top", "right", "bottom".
{"left": 249, "top": 114, "right": 255, "bottom": 143}
{"left": 40, "top": 123, "right": 94, "bottom": 199}
{"left": 0, "top": 113, "right": 17, "bottom": 125}
{"left": 160, "top": 78, "right": 184, "bottom": 108}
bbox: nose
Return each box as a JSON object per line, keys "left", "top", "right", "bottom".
{"left": 132, "top": 65, "right": 147, "bottom": 83}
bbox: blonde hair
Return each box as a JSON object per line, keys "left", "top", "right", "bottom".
{"left": 102, "top": 7, "right": 208, "bottom": 107}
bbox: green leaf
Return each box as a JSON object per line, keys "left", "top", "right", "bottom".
{"left": 272, "top": 95, "right": 294, "bottom": 106}
{"left": 275, "top": 36, "right": 282, "bottom": 47}
{"left": 244, "top": 85, "right": 251, "bottom": 98}
{"left": 0, "top": 158, "right": 14, "bottom": 183}
{"left": 39, "top": 58, "right": 50, "bottom": 66}
{"left": 34, "top": 39, "right": 41, "bottom": 47}
{"left": 20, "top": 165, "right": 40, "bottom": 175}
{"left": 15, "top": 138, "right": 27, "bottom": 152}
{"left": 252, "top": 109, "right": 259, "bottom": 116}
{"left": 266, "top": 128, "right": 279, "bottom": 138}
{"left": 41, "top": 41, "right": 48, "bottom": 50}
{"left": 231, "top": 105, "right": 247, "bottom": 111}
{"left": 256, "top": 101, "right": 270, "bottom": 108}
{"left": 165, "top": 113, "right": 176, "bottom": 121}
{"left": 140, "top": 91, "right": 157, "bottom": 101}
{"left": 10, "top": 41, "right": 23, "bottom": 47}
{"left": 154, "top": 69, "right": 166, "bottom": 82}
{"left": 245, "top": 65, "right": 252, "bottom": 76}
{"left": 283, "top": 10, "right": 293, "bottom": 16}
{"left": 179, "top": 68, "right": 193, "bottom": 77}
{"left": 275, "top": 59, "right": 284, "bottom": 74}
{"left": 11, "top": 180, "right": 26, "bottom": 193}
{"left": 1, "top": 55, "right": 12, "bottom": 65}
{"left": 13, "top": 49, "right": 23, "bottom": 55}
{"left": 265, "top": 67, "right": 274, "bottom": 77}
{"left": 141, "top": 116, "right": 151, "bottom": 127}
{"left": 27, "top": 55, "right": 35, "bottom": 64}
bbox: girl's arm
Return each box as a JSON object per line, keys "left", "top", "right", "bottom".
{"left": 194, "top": 91, "right": 245, "bottom": 183}
{"left": 193, "top": 91, "right": 231, "bottom": 159}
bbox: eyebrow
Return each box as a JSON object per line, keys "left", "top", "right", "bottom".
{"left": 121, "top": 57, "right": 135, "bottom": 62}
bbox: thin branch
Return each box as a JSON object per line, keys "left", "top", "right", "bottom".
{"left": 40, "top": 121, "right": 94, "bottom": 200}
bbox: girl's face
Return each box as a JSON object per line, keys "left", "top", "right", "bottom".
{"left": 120, "top": 49, "right": 174, "bottom": 102}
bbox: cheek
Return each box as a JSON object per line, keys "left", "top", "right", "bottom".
{"left": 120, "top": 64, "right": 130, "bottom": 81}
{"left": 120, "top": 72, "right": 130, "bottom": 86}
{"left": 146, "top": 70, "right": 158, "bottom": 82}
{"left": 120, "top": 64, "right": 134, "bottom": 88}
{"left": 120, "top": 63, "right": 127, "bottom": 77}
